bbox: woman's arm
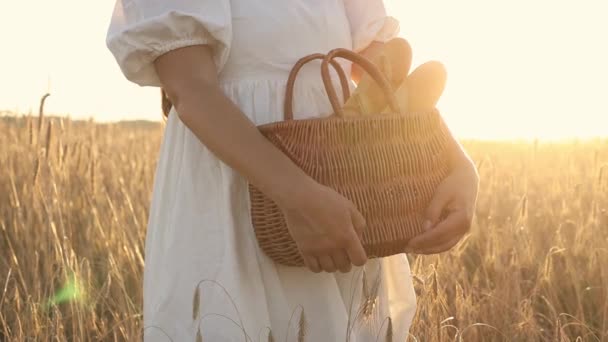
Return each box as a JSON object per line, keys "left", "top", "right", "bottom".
{"left": 406, "top": 106, "right": 479, "bottom": 255}
{"left": 154, "top": 45, "right": 368, "bottom": 272}
{"left": 155, "top": 45, "right": 310, "bottom": 207}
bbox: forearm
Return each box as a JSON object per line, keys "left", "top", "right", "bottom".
{"left": 176, "top": 87, "right": 315, "bottom": 207}
{"left": 155, "top": 46, "right": 314, "bottom": 209}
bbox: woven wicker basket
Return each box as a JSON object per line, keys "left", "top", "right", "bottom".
{"left": 248, "top": 48, "right": 453, "bottom": 266}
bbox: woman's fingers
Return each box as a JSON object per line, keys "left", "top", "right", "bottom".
{"left": 294, "top": 203, "right": 369, "bottom": 273}
{"left": 413, "top": 234, "right": 463, "bottom": 255}
{"left": 407, "top": 208, "right": 468, "bottom": 252}
{"left": 424, "top": 183, "right": 452, "bottom": 230}
{"left": 318, "top": 255, "right": 337, "bottom": 273}
{"left": 350, "top": 207, "right": 367, "bottom": 240}
{"left": 332, "top": 251, "right": 352, "bottom": 273}
{"left": 303, "top": 255, "right": 322, "bottom": 273}
{"left": 344, "top": 228, "right": 367, "bottom": 267}
{"left": 344, "top": 208, "right": 368, "bottom": 267}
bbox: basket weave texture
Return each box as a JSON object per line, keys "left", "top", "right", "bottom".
{"left": 248, "top": 49, "right": 453, "bottom": 266}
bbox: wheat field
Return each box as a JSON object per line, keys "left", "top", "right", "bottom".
{"left": 1, "top": 111, "right": 607, "bottom": 341}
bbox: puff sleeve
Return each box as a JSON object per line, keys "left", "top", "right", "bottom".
{"left": 106, "top": 0, "right": 231, "bottom": 87}
{"left": 344, "top": 0, "right": 400, "bottom": 52}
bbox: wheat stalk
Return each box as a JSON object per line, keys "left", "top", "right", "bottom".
{"left": 45, "top": 121, "right": 53, "bottom": 160}
{"left": 297, "top": 308, "right": 307, "bottom": 342}
{"left": 38, "top": 93, "right": 50, "bottom": 137}
{"left": 33, "top": 152, "right": 41, "bottom": 185}
{"left": 27, "top": 115, "right": 34, "bottom": 145}
{"left": 192, "top": 285, "right": 200, "bottom": 321}
{"left": 196, "top": 327, "right": 203, "bottom": 342}
{"left": 1, "top": 117, "right": 607, "bottom": 340}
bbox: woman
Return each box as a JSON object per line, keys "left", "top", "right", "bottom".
{"left": 106, "top": 0, "right": 479, "bottom": 340}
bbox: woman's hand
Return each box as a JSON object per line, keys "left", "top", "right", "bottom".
{"left": 281, "top": 183, "right": 368, "bottom": 273}
{"left": 155, "top": 46, "right": 369, "bottom": 273}
{"left": 406, "top": 160, "right": 479, "bottom": 254}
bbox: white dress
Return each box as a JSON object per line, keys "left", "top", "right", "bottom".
{"left": 106, "top": 1, "right": 417, "bottom": 341}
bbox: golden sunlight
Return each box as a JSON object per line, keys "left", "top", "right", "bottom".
{"left": 387, "top": 0, "right": 608, "bottom": 139}
{"left": 2, "top": 2, "right": 608, "bottom": 341}
{"left": 0, "top": 0, "right": 606, "bottom": 139}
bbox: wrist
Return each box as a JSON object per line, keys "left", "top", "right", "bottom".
{"left": 267, "top": 171, "right": 318, "bottom": 212}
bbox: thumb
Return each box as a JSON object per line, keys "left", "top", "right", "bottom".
{"left": 424, "top": 186, "right": 451, "bottom": 230}
{"left": 349, "top": 207, "right": 367, "bottom": 239}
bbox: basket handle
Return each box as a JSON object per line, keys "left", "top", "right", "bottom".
{"left": 284, "top": 53, "right": 351, "bottom": 120}
{"left": 321, "top": 48, "right": 400, "bottom": 117}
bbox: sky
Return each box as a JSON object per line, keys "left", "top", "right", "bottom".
{"left": 0, "top": 0, "right": 607, "bottom": 140}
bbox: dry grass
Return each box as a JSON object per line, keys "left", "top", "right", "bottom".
{"left": 0, "top": 113, "right": 607, "bottom": 341}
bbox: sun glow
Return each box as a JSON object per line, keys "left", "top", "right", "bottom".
{"left": 0, "top": 0, "right": 606, "bottom": 140}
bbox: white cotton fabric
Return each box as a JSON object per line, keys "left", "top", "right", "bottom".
{"left": 106, "top": 1, "right": 415, "bottom": 341}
